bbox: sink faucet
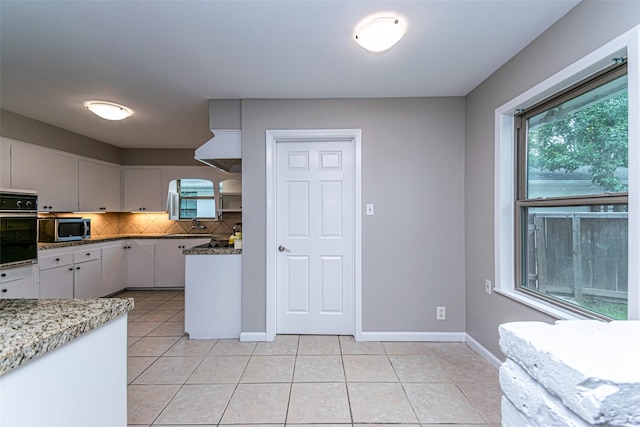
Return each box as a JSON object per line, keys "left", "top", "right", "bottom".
{"left": 191, "top": 218, "right": 206, "bottom": 229}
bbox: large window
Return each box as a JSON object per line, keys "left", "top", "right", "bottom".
{"left": 515, "top": 64, "right": 628, "bottom": 320}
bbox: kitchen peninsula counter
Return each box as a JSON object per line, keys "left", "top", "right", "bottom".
{"left": 182, "top": 244, "right": 242, "bottom": 255}
{"left": 0, "top": 297, "right": 133, "bottom": 375}
{"left": 0, "top": 297, "right": 133, "bottom": 427}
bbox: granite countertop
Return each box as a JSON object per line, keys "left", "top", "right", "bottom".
{"left": 39, "top": 233, "right": 213, "bottom": 250}
{"left": 0, "top": 298, "right": 134, "bottom": 376}
{"left": 182, "top": 243, "right": 242, "bottom": 255}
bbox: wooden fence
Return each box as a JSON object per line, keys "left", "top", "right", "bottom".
{"left": 526, "top": 212, "right": 628, "bottom": 302}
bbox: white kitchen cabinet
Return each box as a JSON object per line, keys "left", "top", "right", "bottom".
{"left": 0, "top": 265, "right": 38, "bottom": 299}
{"left": 154, "top": 238, "right": 209, "bottom": 288}
{"left": 39, "top": 252, "right": 74, "bottom": 298}
{"left": 126, "top": 239, "right": 155, "bottom": 288}
{"left": 72, "top": 249, "right": 101, "bottom": 298}
{"left": 0, "top": 138, "right": 10, "bottom": 187}
{"left": 123, "top": 168, "right": 163, "bottom": 212}
{"left": 39, "top": 264, "right": 74, "bottom": 299}
{"left": 100, "top": 241, "right": 128, "bottom": 296}
{"left": 218, "top": 178, "right": 242, "bottom": 215}
{"left": 78, "top": 159, "right": 121, "bottom": 212}
{"left": 10, "top": 143, "right": 79, "bottom": 212}
{"left": 39, "top": 248, "right": 101, "bottom": 298}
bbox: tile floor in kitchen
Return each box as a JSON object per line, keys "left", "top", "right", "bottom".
{"left": 118, "top": 289, "right": 502, "bottom": 426}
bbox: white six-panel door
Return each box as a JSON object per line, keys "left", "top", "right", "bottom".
{"left": 276, "top": 140, "right": 355, "bottom": 335}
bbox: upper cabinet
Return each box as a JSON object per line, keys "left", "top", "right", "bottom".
{"left": 219, "top": 178, "right": 241, "bottom": 214}
{"left": 78, "top": 159, "right": 121, "bottom": 212}
{"left": 11, "top": 143, "right": 79, "bottom": 212}
{"left": 123, "top": 168, "right": 163, "bottom": 212}
{"left": 0, "top": 139, "right": 10, "bottom": 188}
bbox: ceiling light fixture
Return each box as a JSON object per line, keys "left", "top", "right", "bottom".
{"left": 354, "top": 14, "right": 407, "bottom": 53}
{"left": 84, "top": 101, "right": 133, "bottom": 121}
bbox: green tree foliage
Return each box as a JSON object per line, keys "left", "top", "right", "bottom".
{"left": 528, "top": 91, "right": 628, "bottom": 192}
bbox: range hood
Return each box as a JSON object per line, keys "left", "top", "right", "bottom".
{"left": 194, "top": 129, "right": 241, "bottom": 173}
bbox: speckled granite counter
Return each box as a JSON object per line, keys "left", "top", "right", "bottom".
{"left": 38, "top": 233, "right": 212, "bottom": 250}
{"left": 0, "top": 298, "right": 133, "bottom": 375}
{"left": 182, "top": 243, "right": 242, "bottom": 255}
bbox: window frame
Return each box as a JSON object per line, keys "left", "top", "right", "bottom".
{"left": 493, "top": 26, "right": 639, "bottom": 321}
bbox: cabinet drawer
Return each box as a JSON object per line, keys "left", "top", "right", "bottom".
{"left": 73, "top": 248, "right": 100, "bottom": 263}
{"left": 1, "top": 266, "right": 34, "bottom": 283}
{"left": 39, "top": 253, "right": 73, "bottom": 271}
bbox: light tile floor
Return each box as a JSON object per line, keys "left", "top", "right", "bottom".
{"left": 118, "top": 290, "right": 502, "bottom": 426}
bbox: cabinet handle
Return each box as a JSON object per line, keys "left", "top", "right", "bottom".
{"left": 86, "top": 253, "right": 90, "bottom": 256}
{"left": 1, "top": 289, "right": 7, "bottom": 293}
{"left": 68, "top": 268, "right": 74, "bottom": 271}
{"left": 76, "top": 267, "right": 81, "bottom": 270}
{"left": 1, "top": 273, "right": 6, "bottom": 277}
{"left": 55, "top": 258, "right": 60, "bottom": 262}
{"left": 100, "top": 207, "right": 106, "bottom": 210}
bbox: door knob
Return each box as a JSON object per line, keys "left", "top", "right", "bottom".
{"left": 278, "top": 245, "right": 291, "bottom": 252}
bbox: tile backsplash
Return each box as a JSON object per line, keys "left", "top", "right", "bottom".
{"left": 40, "top": 212, "right": 242, "bottom": 238}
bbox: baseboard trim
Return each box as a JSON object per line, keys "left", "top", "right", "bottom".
{"left": 360, "top": 331, "right": 466, "bottom": 342}
{"left": 240, "top": 332, "right": 268, "bottom": 342}
{"left": 465, "top": 333, "right": 503, "bottom": 369}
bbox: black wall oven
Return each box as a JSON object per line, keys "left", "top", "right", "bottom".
{"left": 0, "top": 190, "right": 38, "bottom": 269}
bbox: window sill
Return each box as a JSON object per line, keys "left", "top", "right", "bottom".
{"left": 493, "top": 288, "right": 594, "bottom": 321}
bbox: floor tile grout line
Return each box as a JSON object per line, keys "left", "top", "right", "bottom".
{"left": 123, "top": 291, "right": 500, "bottom": 425}
{"left": 339, "top": 335, "right": 356, "bottom": 424}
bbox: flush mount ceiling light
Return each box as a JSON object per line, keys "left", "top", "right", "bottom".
{"left": 84, "top": 101, "right": 133, "bottom": 121}
{"left": 354, "top": 14, "right": 407, "bottom": 53}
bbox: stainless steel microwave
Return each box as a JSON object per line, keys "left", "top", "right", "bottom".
{"left": 38, "top": 218, "right": 91, "bottom": 242}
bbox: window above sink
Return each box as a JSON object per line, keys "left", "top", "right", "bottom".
{"left": 167, "top": 179, "right": 216, "bottom": 220}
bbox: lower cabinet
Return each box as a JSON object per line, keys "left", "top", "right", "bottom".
{"left": 39, "top": 253, "right": 74, "bottom": 299}
{"left": 126, "top": 240, "right": 156, "bottom": 288}
{"left": 39, "top": 248, "right": 101, "bottom": 298}
{"left": 73, "top": 252, "right": 100, "bottom": 298}
{"left": 100, "top": 241, "right": 128, "bottom": 297}
{"left": 0, "top": 265, "right": 38, "bottom": 299}
{"left": 155, "top": 239, "right": 210, "bottom": 288}
{"left": 38, "top": 237, "right": 211, "bottom": 296}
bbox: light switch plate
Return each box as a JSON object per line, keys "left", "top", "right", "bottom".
{"left": 366, "top": 204, "right": 374, "bottom": 215}
{"left": 485, "top": 279, "right": 492, "bottom": 295}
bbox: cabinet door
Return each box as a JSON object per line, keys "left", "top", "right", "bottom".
{"left": 11, "top": 144, "right": 78, "bottom": 211}
{"left": 0, "top": 266, "right": 38, "bottom": 299}
{"left": 123, "top": 168, "right": 162, "bottom": 212}
{"left": 79, "top": 160, "right": 121, "bottom": 212}
{"left": 155, "top": 239, "right": 209, "bottom": 288}
{"left": 126, "top": 240, "right": 155, "bottom": 287}
{"left": 100, "top": 241, "right": 127, "bottom": 296}
{"left": 73, "top": 259, "right": 101, "bottom": 298}
{"left": 39, "top": 265, "right": 74, "bottom": 298}
{"left": 0, "top": 138, "right": 10, "bottom": 187}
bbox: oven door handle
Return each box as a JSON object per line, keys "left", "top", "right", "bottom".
{"left": 0, "top": 212, "right": 38, "bottom": 218}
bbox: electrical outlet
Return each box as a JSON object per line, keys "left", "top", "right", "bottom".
{"left": 436, "top": 306, "right": 446, "bottom": 320}
{"left": 485, "top": 279, "right": 492, "bottom": 295}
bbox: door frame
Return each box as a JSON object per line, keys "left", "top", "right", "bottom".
{"left": 265, "top": 129, "right": 362, "bottom": 341}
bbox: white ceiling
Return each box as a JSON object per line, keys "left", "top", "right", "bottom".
{"left": 0, "top": 0, "right": 580, "bottom": 150}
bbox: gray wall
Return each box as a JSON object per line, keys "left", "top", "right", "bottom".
{"left": 1, "top": 109, "right": 122, "bottom": 164}
{"left": 241, "top": 98, "right": 466, "bottom": 334}
{"left": 1, "top": 109, "right": 199, "bottom": 166}
{"left": 464, "top": 1, "right": 640, "bottom": 358}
